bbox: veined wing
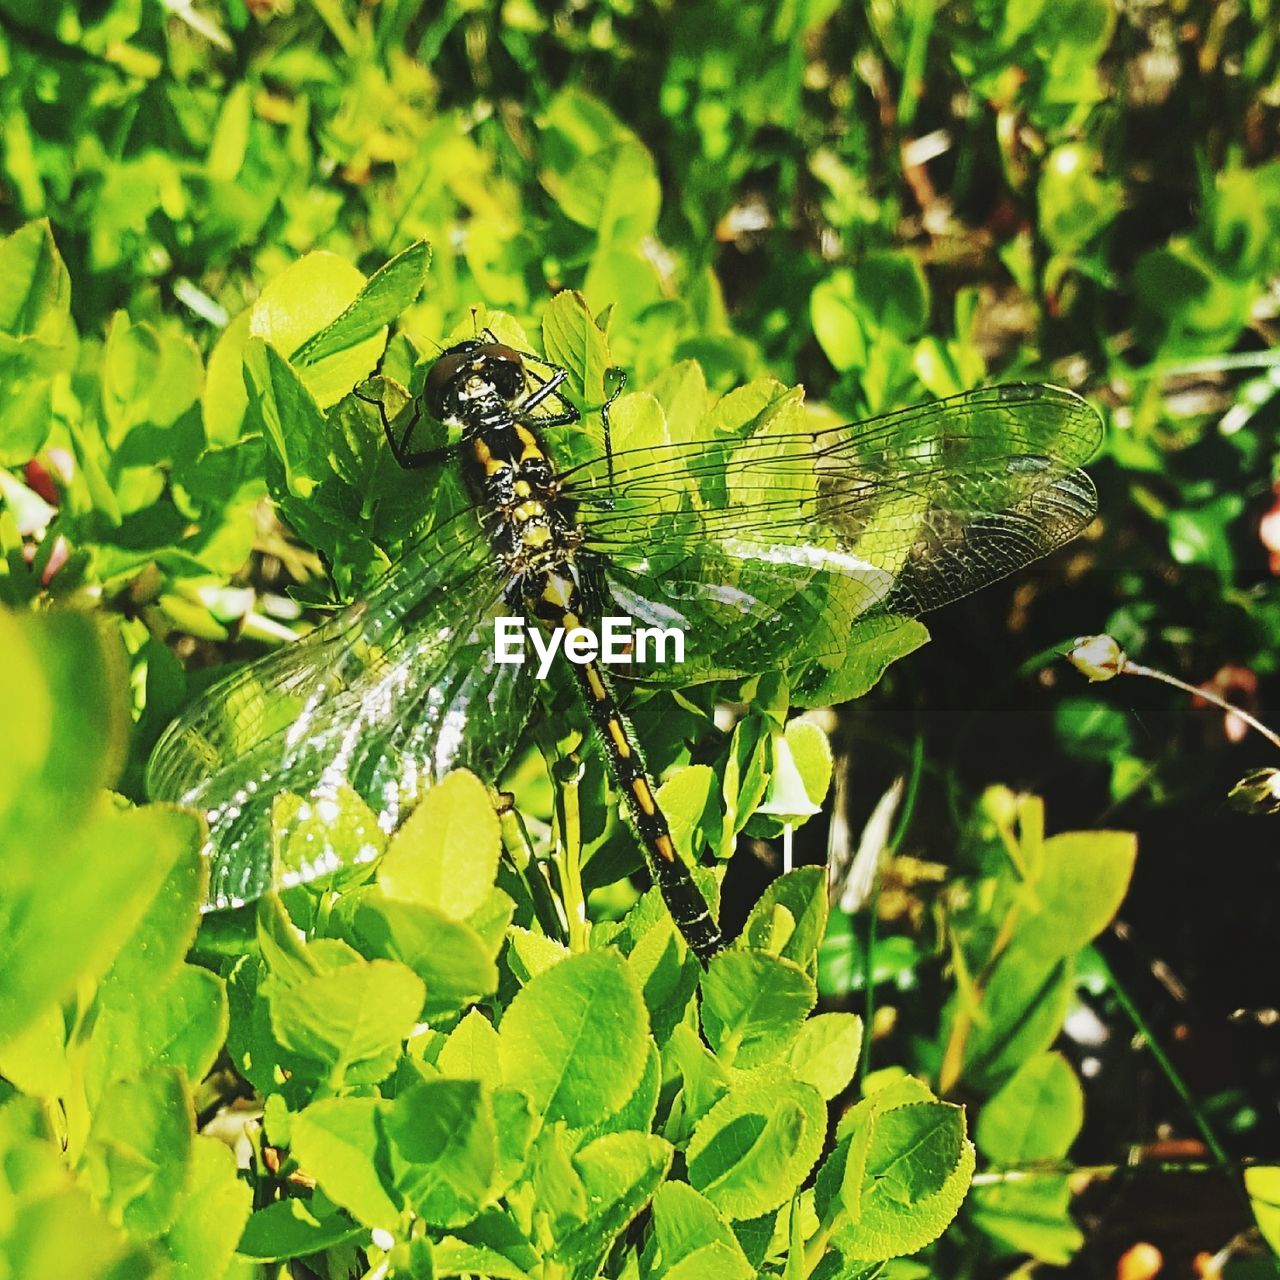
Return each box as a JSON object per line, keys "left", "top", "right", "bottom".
{"left": 146, "top": 511, "right": 530, "bottom": 909}
{"left": 565, "top": 384, "right": 1100, "bottom": 683}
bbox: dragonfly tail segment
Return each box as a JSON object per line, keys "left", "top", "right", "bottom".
{"left": 526, "top": 561, "right": 722, "bottom": 962}
{"left": 569, "top": 654, "right": 724, "bottom": 964}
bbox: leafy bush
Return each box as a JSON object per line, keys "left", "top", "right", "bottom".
{"left": 2, "top": 0, "right": 1279, "bottom": 1277}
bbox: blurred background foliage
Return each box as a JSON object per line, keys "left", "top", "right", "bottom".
{"left": 2, "top": 0, "right": 1280, "bottom": 1275}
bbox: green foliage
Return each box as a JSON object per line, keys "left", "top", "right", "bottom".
{"left": 0, "top": 605, "right": 964, "bottom": 1276}
{"left": 2, "top": 0, "right": 1275, "bottom": 1275}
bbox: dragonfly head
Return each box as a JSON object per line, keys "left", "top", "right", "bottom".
{"left": 425, "top": 340, "right": 525, "bottom": 421}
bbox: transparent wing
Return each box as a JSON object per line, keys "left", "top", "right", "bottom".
{"left": 146, "top": 512, "right": 531, "bottom": 908}
{"left": 565, "top": 384, "right": 1100, "bottom": 682}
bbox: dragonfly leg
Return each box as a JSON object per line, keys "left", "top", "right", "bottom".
{"left": 353, "top": 384, "right": 451, "bottom": 470}
{"left": 516, "top": 366, "right": 577, "bottom": 423}
{"left": 599, "top": 367, "right": 627, "bottom": 495}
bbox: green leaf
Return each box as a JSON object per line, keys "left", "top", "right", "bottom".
{"left": 791, "top": 616, "right": 930, "bottom": 707}
{"left": 100, "top": 313, "right": 202, "bottom": 439}
{"left": 626, "top": 914, "right": 700, "bottom": 1045}
{"left": 207, "top": 83, "right": 252, "bottom": 181}
{"left": 1246, "top": 1167, "right": 1280, "bottom": 1256}
{"left": 293, "top": 240, "right": 431, "bottom": 367}
{"left": 810, "top": 1253, "right": 886, "bottom": 1280}
{"left": 541, "top": 290, "right": 611, "bottom": 406}
{"left": 557, "top": 143, "right": 661, "bottom": 246}
{"left": 244, "top": 337, "right": 328, "bottom": 501}
{"left": 663, "top": 1242, "right": 757, "bottom": 1279}
{"left": 976, "top": 1051, "right": 1083, "bottom": 1163}
{"left": 0, "top": 607, "right": 129, "bottom": 856}
{"left": 686, "top": 1071, "right": 826, "bottom": 1220}
{"left": 810, "top": 273, "right": 866, "bottom": 373}
{"left": 236, "top": 1196, "right": 366, "bottom": 1261}
{"left": 577, "top": 1038, "right": 662, "bottom": 1144}
{"left": 431, "top": 1236, "right": 533, "bottom": 1278}
{"left": 1038, "top": 145, "right": 1122, "bottom": 254}
{"left": 832, "top": 1102, "right": 975, "bottom": 1260}
{"left": 784, "top": 718, "right": 834, "bottom": 810}
{"left": 1020, "top": 831, "right": 1137, "bottom": 960}
{"left": 0, "top": 219, "right": 72, "bottom": 340}
{"left": 99, "top": 835, "right": 207, "bottom": 1003}
{"left": 968, "top": 1175, "right": 1083, "bottom": 1265}
{"left": 248, "top": 250, "right": 384, "bottom": 408}
{"left": 437, "top": 1010, "right": 503, "bottom": 1087}
{"left": 645, "top": 359, "right": 708, "bottom": 444}
{"left": 86, "top": 964, "right": 228, "bottom": 1100}
{"left": 291, "top": 1097, "right": 400, "bottom": 1230}
{"left": 0, "top": 806, "right": 200, "bottom": 1050}
{"left": 739, "top": 866, "right": 830, "bottom": 967}
{"left": 161, "top": 1137, "right": 253, "bottom": 1280}
{"left": 549, "top": 1132, "right": 673, "bottom": 1275}
{"left": 952, "top": 950, "right": 1074, "bottom": 1090}
{"left": 1134, "top": 241, "right": 1253, "bottom": 358}
{"left": 507, "top": 927, "right": 572, "bottom": 983}
{"left": 201, "top": 308, "right": 253, "bottom": 446}
{"left": 0, "top": 222, "right": 76, "bottom": 462}
{"left": 656, "top": 764, "right": 720, "bottom": 865}
{"left": 650, "top": 1181, "right": 754, "bottom": 1274}
{"left": 498, "top": 951, "right": 649, "bottom": 1128}
{"left": 0, "top": 1098, "right": 157, "bottom": 1278}
{"left": 351, "top": 890, "right": 501, "bottom": 1019}
{"left": 378, "top": 769, "right": 501, "bottom": 919}
{"left": 79, "top": 1067, "right": 194, "bottom": 1239}
{"left": 854, "top": 253, "right": 931, "bottom": 339}
{"left": 268, "top": 957, "right": 424, "bottom": 1081}
{"left": 388, "top": 1077, "right": 498, "bottom": 1228}
{"left": 785, "top": 1013, "right": 864, "bottom": 1101}
{"left": 0, "top": 1003, "right": 70, "bottom": 1099}
{"left": 699, "top": 950, "right": 816, "bottom": 1068}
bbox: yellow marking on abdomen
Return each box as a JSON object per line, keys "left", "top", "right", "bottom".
{"left": 541, "top": 576, "right": 575, "bottom": 609}
{"left": 514, "top": 480, "right": 532, "bottom": 498}
{"left": 654, "top": 833, "right": 676, "bottom": 862}
{"left": 522, "top": 525, "right": 552, "bottom": 548}
{"left": 513, "top": 500, "right": 544, "bottom": 522}
{"left": 473, "top": 437, "right": 508, "bottom": 478}
{"left": 585, "top": 666, "right": 607, "bottom": 702}
{"left": 607, "top": 719, "right": 631, "bottom": 758}
{"left": 632, "top": 777, "right": 656, "bottom": 816}
{"left": 514, "top": 424, "right": 546, "bottom": 463}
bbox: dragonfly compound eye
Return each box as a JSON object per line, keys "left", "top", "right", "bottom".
{"left": 477, "top": 343, "right": 525, "bottom": 402}
{"left": 424, "top": 346, "right": 477, "bottom": 420}
{"left": 425, "top": 341, "right": 524, "bottom": 418}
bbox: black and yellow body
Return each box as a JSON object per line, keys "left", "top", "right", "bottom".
{"left": 432, "top": 340, "right": 723, "bottom": 961}
{"left": 150, "top": 336, "right": 1100, "bottom": 936}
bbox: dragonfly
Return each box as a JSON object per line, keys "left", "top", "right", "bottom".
{"left": 146, "top": 333, "right": 1101, "bottom": 962}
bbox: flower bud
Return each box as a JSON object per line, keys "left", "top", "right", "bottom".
{"left": 1066, "top": 634, "right": 1127, "bottom": 682}
{"left": 1228, "top": 768, "right": 1280, "bottom": 816}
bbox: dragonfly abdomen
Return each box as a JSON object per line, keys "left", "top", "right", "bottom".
{"left": 524, "top": 566, "right": 722, "bottom": 962}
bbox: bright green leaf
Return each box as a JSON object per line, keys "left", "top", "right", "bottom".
{"left": 498, "top": 951, "right": 648, "bottom": 1128}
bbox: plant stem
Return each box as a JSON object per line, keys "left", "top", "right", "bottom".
{"left": 1122, "top": 661, "right": 1280, "bottom": 754}
{"left": 859, "top": 877, "right": 879, "bottom": 1091}
{"left": 1092, "top": 946, "right": 1230, "bottom": 1167}
{"left": 859, "top": 736, "right": 924, "bottom": 1089}
{"left": 971, "top": 1158, "right": 1237, "bottom": 1185}
{"left": 557, "top": 770, "right": 590, "bottom": 953}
